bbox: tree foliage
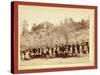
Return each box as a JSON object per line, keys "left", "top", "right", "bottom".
{"left": 20, "top": 18, "right": 89, "bottom": 50}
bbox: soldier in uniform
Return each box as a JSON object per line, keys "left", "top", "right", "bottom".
{"left": 63, "top": 44, "right": 68, "bottom": 57}
{"left": 52, "top": 46, "right": 56, "bottom": 57}
{"left": 85, "top": 41, "right": 89, "bottom": 54}
{"left": 76, "top": 42, "right": 80, "bottom": 56}
{"left": 84, "top": 41, "right": 89, "bottom": 55}
{"left": 47, "top": 47, "right": 52, "bottom": 58}
{"left": 74, "top": 44, "right": 78, "bottom": 56}
{"left": 69, "top": 44, "right": 73, "bottom": 56}
{"left": 20, "top": 50, "right": 25, "bottom": 60}
{"left": 72, "top": 44, "right": 75, "bottom": 56}
{"left": 65, "top": 44, "right": 69, "bottom": 57}
{"left": 29, "top": 49, "right": 34, "bottom": 59}
{"left": 24, "top": 49, "right": 30, "bottom": 60}
{"left": 59, "top": 44, "right": 62, "bottom": 57}
{"left": 41, "top": 47, "right": 46, "bottom": 58}
{"left": 39, "top": 47, "right": 42, "bottom": 57}
{"left": 79, "top": 44, "right": 83, "bottom": 56}
{"left": 55, "top": 45, "right": 59, "bottom": 57}
{"left": 81, "top": 40, "right": 86, "bottom": 55}
{"left": 44, "top": 47, "right": 48, "bottom": 58}
{"left": 67, "top": 43, "right": 71, "bottom": 57}
{"left": 37, "top": 47, "right": 41, "bottom": 57}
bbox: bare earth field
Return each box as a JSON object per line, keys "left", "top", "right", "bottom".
{"left": 20, "top": 55, "right": 89, "bottom": 68}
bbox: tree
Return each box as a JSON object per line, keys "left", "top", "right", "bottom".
{"left": 20, "top": 20, "right": 30, "bottom": 50}
{"left": 22, "top": 20, "right": 29, "bottom": 36}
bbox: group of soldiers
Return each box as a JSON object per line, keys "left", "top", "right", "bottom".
{"left": 20, "top": 41, "right": 89, "bottom": 60}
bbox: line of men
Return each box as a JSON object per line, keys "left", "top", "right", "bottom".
{"left": 20, "top": 41, "right": 89, "bottom": 60}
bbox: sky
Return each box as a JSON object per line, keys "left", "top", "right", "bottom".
{"left": 18, "top": 5, "right": 94, "bottom": 32}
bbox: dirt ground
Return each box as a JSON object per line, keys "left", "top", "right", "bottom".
{"left": 20, "top": 55, "right": 89, "bottom": 68}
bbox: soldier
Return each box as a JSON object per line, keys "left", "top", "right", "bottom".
{"left": 62, "top": 44, "right": 65, "bottom": 57}
{"left": 33, "top": 48, "right": 36, "bottom": 57}
{"left": 20, "top": 50, "right": 25, "bottom": 60}
{"left": 74, "top": 45, "right": 78, "bottom": 56}
{"left": 24, "top": 49, "right": 30, "bottom": 60}
{"left": 35, "top": 48, "right": 37, "bottom": 57}
{"left": 72, "top": 44, "right": 75, "bottom": 56}
{"left": 41, "top": 47, "right": 45, "bottom": 57}
{"left": 37, "top": 47, "right": 41, "bottom": 57}
{"left": 67, "top": 44, "right": 71, "bottom": 57}
{"left": 62, "top": 44, "right": 68, "bottom": 57}
{"left": 69, "top": 44, "right": 73, "bottom": 56}
{"left": 81, "top": 40, "right": 86, "bottom": 55}
{"left": 44, "top": 47, "right": 47, "bottom": 58}
{"left": 85, "top": 41, "right": 89, "bottom": 54}
{"left": 84, "top": 43, "right": 89, "bottom": 55}
{"left": 76, "top": 42, "right": 80, "bottom": 56}
{"left": 29, "top": 49, "right": 34, "bottom": 59}
{"left": 65, "top": 44, "right": 69, "bottom": 57}
{"left": 52, "top": 46, "right": 56, "bottom": 57}
{"left": 51, "top": 47, "right": 54, "bottom": 57}
{"left": 39, "top": 47, "right": 42, "bottom": 57}
{"left": 55, "top": 45, "right": 59, "bottom": 57}
{"left": 58, "top": 44, "right": 62, "bottom": 57}
{"left": 79, "top": 44, "right": 83, "bottom": 56}
{"left": 46, "top": 47, "right": 50, "bottom": 58}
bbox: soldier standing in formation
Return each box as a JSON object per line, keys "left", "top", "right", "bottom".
{"left": 20, "top": 40, "right": 89, "bottom": 60}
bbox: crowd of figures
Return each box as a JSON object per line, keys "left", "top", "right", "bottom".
{"left": 20, "top": 41, "right": 89, "bottom": 60}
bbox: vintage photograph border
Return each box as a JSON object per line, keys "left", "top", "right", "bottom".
{"left": 11, "top": 1, "right": 97, "bottom": 74}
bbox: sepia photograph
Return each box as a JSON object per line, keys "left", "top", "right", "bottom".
{"left": 11, "top": 1, "right": 97, "bottom": 73}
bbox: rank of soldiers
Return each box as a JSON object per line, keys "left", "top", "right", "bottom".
{"left": 20, "top": 41, "right": 89, "bottom": 60}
